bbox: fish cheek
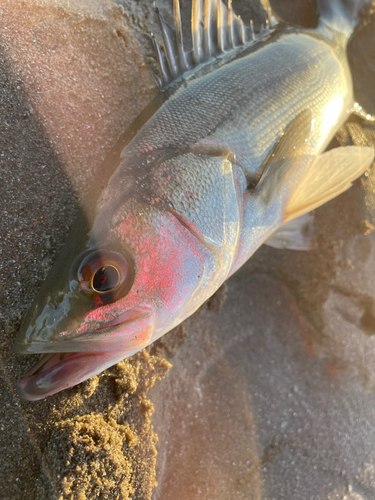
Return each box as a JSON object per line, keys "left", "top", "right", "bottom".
{"left": 113, "top": 207, "right": 211, "bottom": 324}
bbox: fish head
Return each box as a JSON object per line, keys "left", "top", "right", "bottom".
{"left": 15, "top": 193, "right": 211, "bottom": 401}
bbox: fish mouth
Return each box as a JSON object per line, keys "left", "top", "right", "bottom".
{"left": 16, "top": 306, "right": 155, "bottom": 401}
{"left": 17, "top": 348, "right": 140, "bottom": 401}
{"left": 15, "top": 305, "right": 154, "bottom": 354}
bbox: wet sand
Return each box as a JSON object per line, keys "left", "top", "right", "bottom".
{"left": 1, "top": 1, "right": 375, "bottom": 499}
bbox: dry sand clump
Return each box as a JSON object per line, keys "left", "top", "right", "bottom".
{"left": 41, "top": 352, "right": 171, "bottom": 499}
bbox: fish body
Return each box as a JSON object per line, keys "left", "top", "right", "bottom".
{"left": 15, "top": 0, "right": 374, "bottom": 400}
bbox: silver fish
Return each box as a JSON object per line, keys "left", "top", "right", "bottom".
{"left": 15, "top": 0, "right": 374, "bottom": 400}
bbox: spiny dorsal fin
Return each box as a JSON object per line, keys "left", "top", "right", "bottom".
{"left": 152, "top": 0, "right": 277, "bottom": 90}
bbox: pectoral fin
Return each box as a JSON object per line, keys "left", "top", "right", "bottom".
{"left": 254, "top": 109, "right": 312, "bottom": 193}
{"left": 284, "top": 146, "right": 374, "bottom": 222}
{"left": 235, "top": 115, "right": 373, "bottom": 272}
{"left": 255, "top": 109, "right": 374, "bottom": 224}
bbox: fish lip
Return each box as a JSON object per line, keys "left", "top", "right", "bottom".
{"left": 14, "top": 305, "right": 155, "bottom": 354}
{"left": 16, "top": 348, "right": 139, "bottom": 402}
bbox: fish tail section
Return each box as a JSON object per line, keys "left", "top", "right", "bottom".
{"left": 317, "top": 0, "right": 371, "bottom": 36}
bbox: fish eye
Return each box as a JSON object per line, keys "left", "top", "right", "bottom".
{"left": 74, "top": 249, "right": 133, "bottom": 300}
{"left": 92, "top": 265, "right": 119, "bottom": 293}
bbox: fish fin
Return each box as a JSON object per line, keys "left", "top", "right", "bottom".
{"left": 152, "top": 0, "right": 276, "bottom": 90}
{"left": 259, "top": 109, "right": 313, "bottom": 181}
{"left": 284, "top": 146, "right": 374, "bottom": 222}
{"left": 255, "top": 112, "right": 374, "bottom": 224}
{"left": 317, "top": 0, "right": 371, "bottom": 37}
{"left": 255, "top": 109, "right": 313, "bottom": 202}
{"left": 264, "top": 213, "right": 315, "bottom": 251}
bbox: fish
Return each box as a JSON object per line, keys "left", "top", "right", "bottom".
{"left": 14, "top": 0, "right": 375, "bottom": 400}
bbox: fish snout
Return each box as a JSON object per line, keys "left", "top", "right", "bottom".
{"left": 14, "top": 291, "right": 79, "bottom": 353}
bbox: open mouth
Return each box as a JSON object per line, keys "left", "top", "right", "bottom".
{"left": 16, "top": 306, "right": 156, "bottom": 401}
{"left": 17, "top": 348, "right": 140, "bottom": 401}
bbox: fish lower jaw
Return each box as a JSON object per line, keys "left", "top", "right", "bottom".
{"left": 17, "top": 346, "right": 143, "bottom": 402}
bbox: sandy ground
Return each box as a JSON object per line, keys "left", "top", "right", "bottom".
{"left": 1, "top": 0, "right": 375, "bottom": 499}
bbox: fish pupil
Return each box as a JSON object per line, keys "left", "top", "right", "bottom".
{"left": 92, "top": 266, "right": 119, "bottom": 292}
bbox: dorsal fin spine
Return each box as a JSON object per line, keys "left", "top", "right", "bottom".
{"left": 150, "top": 32, "right": 171, "bottom": 84}
{"left": 203, "top": 0, "right": 213, "bottom": 58}
{"left": 153, "top": 0, "right": 276, "bottom": 90}
{"left": 173, "top": 0, "right": 183, "bottom": 47}
{"left": 217, "top": 0, "right": 225, "bottom": 53}
{"left": 266, "top": 3, "right": 272, "bottom": 26}
{"left": 227, "top": 0, "right": 233, "bottom": 48}
{"left": 249, "top": 19, "right": 255, "bottom": 41}
{"left": 173, "top": 0, "right": 189, "bottom": 72}
{"left": 156, "top": 9, "right": 179, "bottom": 77}
{"left": 192, "top": 0, "right": 203, "bottom": 64}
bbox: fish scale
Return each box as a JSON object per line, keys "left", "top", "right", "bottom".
{"left": 120, "top": 33, "right": 350, "bottom": 190}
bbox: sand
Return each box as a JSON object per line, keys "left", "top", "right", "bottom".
{"left": 1, "top": 1, "right": 375, "bottom": 499}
